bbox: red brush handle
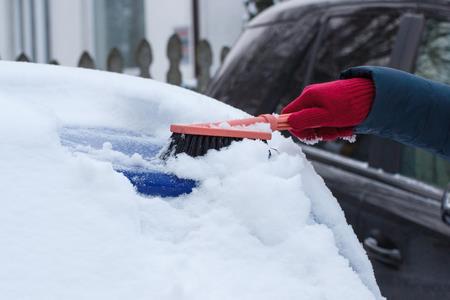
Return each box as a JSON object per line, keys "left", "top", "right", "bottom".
{"left": 171, "top": 114, "right": 292, "bottom": 141}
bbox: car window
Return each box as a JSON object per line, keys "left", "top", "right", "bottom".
{"left": 310, "top": 13, "right": 401, "bottom": 84}
{"left": 208, "top": 5, "right": 324, "bottom": 116}
{"left": 400, "top": 18, "right": 450, "bottom": 188}
{"left": 308, "top": 12, "right": 402, "bottom": 162}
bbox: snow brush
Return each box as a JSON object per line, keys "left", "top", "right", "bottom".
{"left": 161, "top": 114, "right": 292, "bottom": 158}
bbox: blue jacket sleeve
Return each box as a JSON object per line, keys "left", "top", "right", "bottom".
{"left": 340, "top": 66, "right": 450, "bottom": 160}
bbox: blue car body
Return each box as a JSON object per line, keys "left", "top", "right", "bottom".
{"left": 60, "top": 127, "right": 196, "bottom": 197}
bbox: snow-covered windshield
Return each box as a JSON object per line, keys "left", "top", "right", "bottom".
{"left": 0, "top": 62, "right": 382, "bottom": 299}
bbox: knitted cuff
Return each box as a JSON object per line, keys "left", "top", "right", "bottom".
{"left": 342, "top": 78, "right": 375, "bottom": 124}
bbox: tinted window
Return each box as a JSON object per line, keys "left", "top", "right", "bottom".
{"left": 310, "top": 13, "right": 401, "bottom": 83}
{"left": 309, "top": 12, "right": 402, "bottom": 162}
{"left": 207, "top": 11, "right": 321, "bottom": 115}
{"left": 400, "top": 19, "right": 450, "bottom": 188}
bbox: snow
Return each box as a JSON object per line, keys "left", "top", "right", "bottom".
{"left": 0, "top": 62, "right": 382, "bottom": 299}
{"left": 299, "top": 136, "right": 323, "bottom": 145}
{"left": 342, "top": 135, "right": 357, "bottom": 143}
{"left": 214, "top": 121, "right": 272, "bottom": 132}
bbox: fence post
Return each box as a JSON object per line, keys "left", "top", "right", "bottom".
{"left": 107, "top": 48, "right": 124, "bottom": 73}
{"left": 16, "top": 53, "right": 30, "bottom": 62}
{"left": 166, "top": 34, "right": 182, "bottom": 86}
{"left": 135, "top": 39, "right": 152, "bottom": 78}
{"left": 196, "top": 39, "right": 212, "bottom": 93}
{"left": 220, "top": 46, "right": 230, "bottom": 65}
{"left": 78, "top": 51, "right": 95, "bottom": 69}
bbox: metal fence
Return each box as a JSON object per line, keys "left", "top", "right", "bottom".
{"left": 14, "top": 34, "right": 231, "bottom": 93}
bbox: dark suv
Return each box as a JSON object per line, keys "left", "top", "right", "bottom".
{"left": 206, "top": 1, "right": 450, "bottom": 299}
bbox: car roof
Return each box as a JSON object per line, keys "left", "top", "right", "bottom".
{"left": 248, "top": 0, "right": 450, "bottom": 27}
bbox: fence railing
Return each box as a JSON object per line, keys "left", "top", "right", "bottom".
{"left": 13, "top": 34, "right": 231, "bottom": 92}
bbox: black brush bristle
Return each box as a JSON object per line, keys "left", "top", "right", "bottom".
{"left": 161, "top": 133, "right": 243, "bottom": 159}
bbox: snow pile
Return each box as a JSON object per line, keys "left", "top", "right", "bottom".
{"left": 0, "top": 62, "right": 382, "bottom": 299}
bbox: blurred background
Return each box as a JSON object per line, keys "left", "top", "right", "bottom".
{"left": 0, "top": 0, "right": 280, "bottom": 83}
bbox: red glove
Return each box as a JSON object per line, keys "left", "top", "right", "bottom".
{"left": 281, "top": 78, "right": 374, "bottom": 142}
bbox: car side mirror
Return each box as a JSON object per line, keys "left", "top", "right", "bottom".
{"left": 442, "top": 183, "right": 450, "bottom": 225}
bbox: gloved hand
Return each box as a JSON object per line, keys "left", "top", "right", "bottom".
{"left": 281, "top": 78, "right": 374, "bottom": 143}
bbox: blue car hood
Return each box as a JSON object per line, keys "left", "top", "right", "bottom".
{"left": 60, "top": 127, "right": 196, "bottom": 197}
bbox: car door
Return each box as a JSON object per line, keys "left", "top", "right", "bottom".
{"left": 358, "top": 193, "right": 450, "bottom": 299}
{"left": 301, "top": 6, "right": 450, "bottom": 299}
{"left": 304, "top": 145, "right": 450, "bottom": 299}
{"left": 356, "top": 11, "right": 450, "bottom": 300}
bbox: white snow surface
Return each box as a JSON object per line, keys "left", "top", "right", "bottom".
{"left": 0, "top": 62, "right": 382, "bottom": 299}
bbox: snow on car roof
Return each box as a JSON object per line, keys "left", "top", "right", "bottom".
{"left": 0, "top": 62, "right": 382, "bottom": 299}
